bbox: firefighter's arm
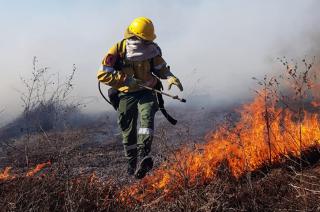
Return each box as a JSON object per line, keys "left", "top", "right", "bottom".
{"left": 97, "top": 66, "right": 126, "bottom": 88}
{"left": 152, "top": 55, "right": 173, "bottom": 79}
{"left": 97, "top": 45, "right": 127, "bottom": 88}
{"left": 152, "top": 55, "right": 183, "bottom": 91}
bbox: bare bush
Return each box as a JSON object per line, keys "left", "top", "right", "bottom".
{"left": 18, "top": 56, "right": 78, "bottom": 132}
{"left": 7, "top": 57, "right": 80, "bottom": 167}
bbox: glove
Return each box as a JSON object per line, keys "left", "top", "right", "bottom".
{"left": 167, "top": 76, "right": 183, "bottom": 91}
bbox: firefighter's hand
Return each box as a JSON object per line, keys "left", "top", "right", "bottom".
{"left": 167, "top": 76, "right": 183, "bottom": 91}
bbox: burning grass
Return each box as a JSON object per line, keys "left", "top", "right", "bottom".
{"left": 119, "top": 58, "right": 320, "bottom": 207}
{"left": 0, "top": 161, "right": 51, "bottom": 181}
{"left": 0, "top": 167, "right": 13, "bottom": 181}
{"left": 119, "top": 94, "right": 320, "bottom": 204}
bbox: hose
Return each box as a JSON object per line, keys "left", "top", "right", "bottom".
{"left": 98, "top": 81, "right": 112, "bottom": 106}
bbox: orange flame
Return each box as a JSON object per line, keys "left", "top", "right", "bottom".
{"left": 26, "top": 161, "right": 51, "bottom": 177}
{"left": 0, "top": 161, "right": 51, "bottom": 181}
{"left": 120, "top": 93, "right": 320, "bottom": 203}
{"left": 0, "top": 167, "right": 14, "bottom": 181}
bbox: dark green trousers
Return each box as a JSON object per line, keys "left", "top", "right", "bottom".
{"left": 118, "top": 90, "right": 158, "bottom": 164}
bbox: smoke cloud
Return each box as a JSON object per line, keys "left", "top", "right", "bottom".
{"left": 0, "top": 0, "right": 319, "bottom": 125}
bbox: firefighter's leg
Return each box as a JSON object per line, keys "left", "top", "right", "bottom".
{"left": 137, "top": 91, "right": 158, "bottom": 158}
{"left": 135, "top": 91, "right": 158, "bottom": 179}
{"left": 118, "top": 93, "right": 139, "bottom": 175}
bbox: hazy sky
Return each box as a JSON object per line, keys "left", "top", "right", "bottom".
{"left": 0, "top": 0, "right": 319, "bottom": 124}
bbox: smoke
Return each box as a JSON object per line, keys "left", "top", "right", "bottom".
{"left": 0, "top": 0, "right": 319, "bottom": 125}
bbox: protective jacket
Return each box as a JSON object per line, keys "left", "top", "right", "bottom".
{"left": 97, "top": 39, "right": 172, "bottom": 93}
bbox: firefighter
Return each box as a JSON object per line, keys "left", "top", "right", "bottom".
{"left": 97, "top": 17, "right": 183, "bottom": 179}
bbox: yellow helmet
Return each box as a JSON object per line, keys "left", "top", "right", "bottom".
{"left": 125, "top": 17, "right": 156, "bottom": 41}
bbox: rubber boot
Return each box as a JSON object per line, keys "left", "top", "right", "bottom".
{"left": 135, "top": 156, "right": 153, "bottom": 179}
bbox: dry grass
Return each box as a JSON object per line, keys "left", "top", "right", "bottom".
{"left": 1, "top": 125, "right": 320, "bottom": 212}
